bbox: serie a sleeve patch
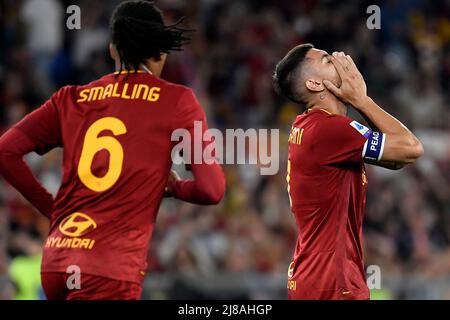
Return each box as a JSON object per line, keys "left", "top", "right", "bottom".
{"left": 362, "top": 131, "right": 386, "bottom": 161}
{"left": 349, "top": 120, "right": 372, "bottom": 138}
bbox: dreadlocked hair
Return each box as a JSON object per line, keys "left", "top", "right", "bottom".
{"left": 111, "top": 0, "right": 193, "bottom": 74}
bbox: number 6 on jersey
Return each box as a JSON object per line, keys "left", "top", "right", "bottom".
{"left": 77, "top": 117, "right": 127, "bottom": 192}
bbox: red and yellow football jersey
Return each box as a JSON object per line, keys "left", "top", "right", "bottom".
{"left": 13, "top": 70, "right": 208, "bottom": 283}
{"left": 286, "top": 108, "right": 373, "bottom": 300}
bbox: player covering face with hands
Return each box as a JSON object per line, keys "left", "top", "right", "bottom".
{"left": 0, "top": 1, "right": 225, "bottom": 300}
{"left": 323, "top": 51, "right": 423, "bottom": 169}
{"left": 273, "top": 44, "right": 423, "bottom": 300}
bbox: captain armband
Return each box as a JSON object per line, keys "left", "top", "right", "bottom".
{"left": 362, "top": 131, "right": 386, "bottom": 162}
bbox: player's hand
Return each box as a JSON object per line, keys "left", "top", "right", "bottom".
{"left": 323, "top": 52, "right": 368, "bottom": 108}
{"left": 164, "top": 169, "right": 180, "bottom": 197}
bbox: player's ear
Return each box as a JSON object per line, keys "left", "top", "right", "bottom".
{"left": 305, "top": 79, "right": 325, "bottom": 92}
{"left": 149, "top": 53, "right": 167, "bottom": 63}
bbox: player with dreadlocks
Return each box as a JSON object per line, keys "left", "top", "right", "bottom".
{"left": 0, "top": 1, "right": 225, "bottom": 300}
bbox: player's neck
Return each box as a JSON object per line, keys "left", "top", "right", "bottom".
{"left": 113, "top": 61, "right": 161, "bottom": 77}
{"left": 308, "top": 98, "right": 347, "bottom": 116}
{"left": 141, "top": 61, "right": 161, "bottom": 77}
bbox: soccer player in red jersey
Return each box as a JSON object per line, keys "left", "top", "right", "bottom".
{"left": 0, "top": 1, "right": 225, "bottom": 300}
{"left": 273, "top": 44, "right": 424, "bottom": 300}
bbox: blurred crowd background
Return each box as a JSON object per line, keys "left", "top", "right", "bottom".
{"left": 0, "top": 0, "right": 449, "bottom": 299}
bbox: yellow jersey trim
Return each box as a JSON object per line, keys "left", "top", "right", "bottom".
{"left": 113, "top": 70, "right": 146, "bottom": 75}
{"left": 307, "top": 108, "right": 333, "bottom": 115}
{"left": 319, "top": 108, "right": 332, "bottom": 115}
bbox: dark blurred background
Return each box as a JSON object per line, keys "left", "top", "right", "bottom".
{"left": 0, "top": 0, "right": 449, "bottom": 299}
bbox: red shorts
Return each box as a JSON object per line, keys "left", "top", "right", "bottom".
{"left": 41, "top": 272, "right": 143, "bottom": 300}
{"left": 288, "top": 288, "right": 369, "bottom": 300}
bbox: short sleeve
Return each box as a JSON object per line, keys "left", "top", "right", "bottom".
{"left": 173, "top": 88, "right": 206, "bottom": 130}
{"left": 13, "top": 90, "right": 63, "bottom": 155}
{"left": 314, "top": 116, "right": 370, "bottom": 166}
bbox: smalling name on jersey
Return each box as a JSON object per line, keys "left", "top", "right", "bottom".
{"left": 77, "top": 82, "right": 161, "bottom": 103}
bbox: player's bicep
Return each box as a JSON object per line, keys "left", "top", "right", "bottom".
{"left": 317, "top": 118, "right": 368, "bottom": 165}
{"left": 363, "top": 131, "right": 424, "bottom": 169}
{"left": 362, "top": 132, "right": 402, "bottom": 169}
{"left": 361, "top": 131, "right": 385, "bottom": 163}
{"left": 364, "top": 158, "right": 404, "bottom": 170}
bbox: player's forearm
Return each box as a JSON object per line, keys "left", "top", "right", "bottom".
{"left": 356, "top": 97, "right": 423, "bottom": 163}
{"left": 171, "top": 117, "right": 226, "bottom": 204}
{"left": 0, "top": 159, "right": 54, "bottom": 217}
{"left": 356, "top": 97, "right": 407, "bottom": 134}
{"left": 325, "top": 53, "right": 423, "bottom": 165}
{"left": 0, "top": 129, "right": 54, "bottom": 218}
{"left": 356, "top": 109, "right": 380, "bottom": 132}
{"left": 172, "top": 162, "right": 225, "bottom": 205}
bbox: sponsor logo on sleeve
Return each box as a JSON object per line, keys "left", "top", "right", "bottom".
{"left": 349, "top": 121, "right": 371, "bottom": 138}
